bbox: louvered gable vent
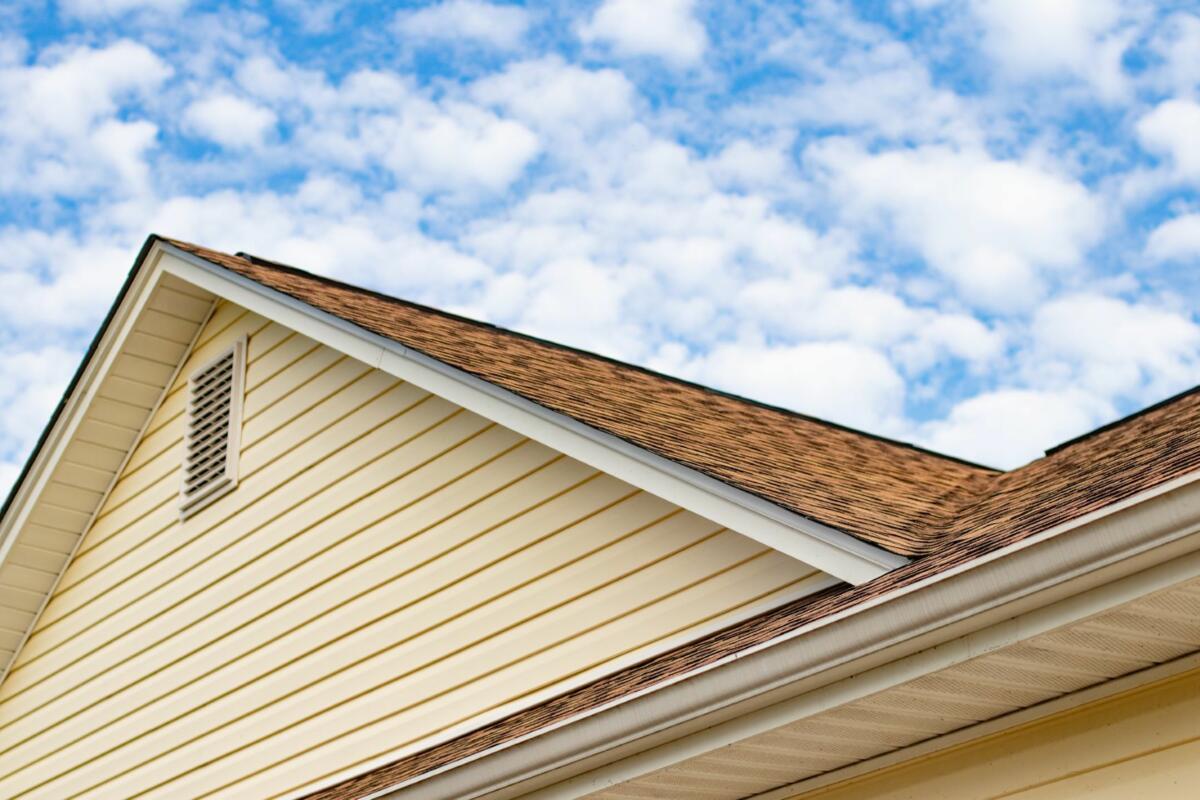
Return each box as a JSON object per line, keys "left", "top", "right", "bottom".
{"left": 180, "top": 338, "right": 246, "bottom": 518}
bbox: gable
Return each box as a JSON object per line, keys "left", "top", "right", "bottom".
{"left": 163, "top": 242, "right": 907, "bottom": 583}
{"left": 0, "top": 302, "right": 833, "bottom": 799}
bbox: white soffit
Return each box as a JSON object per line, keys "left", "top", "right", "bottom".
{"left": 156, "top": 242, "right": 908, "bottom": 585}
{"left": 571, "top": 560, "right": 1200, "bottom": 800}
{"left": 0, "top": 252, "right": 216, "bottom": 682}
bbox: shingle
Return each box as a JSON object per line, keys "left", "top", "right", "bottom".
{"left": 166, "top": 238, "right": 996, "bottom": 557}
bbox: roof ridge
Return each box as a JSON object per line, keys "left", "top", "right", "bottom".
{"left": 1044, "top": 383, "right": 1200, "bottom": 456}
{"left": 222, "top": 246, "right": 999, "bottom": 474}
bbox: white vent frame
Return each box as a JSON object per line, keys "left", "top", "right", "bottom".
{"left": 179, "top": 337, "right": 246, "bottom": 519}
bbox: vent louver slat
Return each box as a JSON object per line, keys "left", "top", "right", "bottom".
{"left": 179, "top": 338, "right": 245, "bottom": 519}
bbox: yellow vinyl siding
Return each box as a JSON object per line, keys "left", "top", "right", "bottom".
{"left": 791, "top": 664, "right": 1200, "bottom": 800}
{"left": 0, "top": 302, "right": 823, "bottom": 800}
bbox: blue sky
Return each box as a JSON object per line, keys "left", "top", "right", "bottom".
{"left": 1, "top": 0, "right": 1199, "bottom": 496}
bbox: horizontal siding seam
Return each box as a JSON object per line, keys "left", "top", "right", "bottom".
{"left": 1, "top": 389, "right": 440, "bottom": 687}
{"left": 0, "top": 441, "right": 561, "bottom": 774}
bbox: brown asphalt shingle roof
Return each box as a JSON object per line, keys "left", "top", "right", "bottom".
{"left": 160, "top": 237, "right": 1200, "bottom": 800}
{"left": 167, "top": 238, "right": 997, "bottom": 557}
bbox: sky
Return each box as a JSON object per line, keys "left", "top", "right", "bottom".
{"left": 1, "top": 0, "right": 1199, "bottom": 499}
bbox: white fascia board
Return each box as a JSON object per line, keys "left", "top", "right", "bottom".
{"left": 156, "top": 243, "right": 908, "bottom": 585}
{"left": 524, "top": 529, "right": 1200, "bottom": 800}
{"left": 0, "top": 249, "right": 168, "bottom": 567}
{"left": 365, "top": 469, "right": 1200, "bottom": 800}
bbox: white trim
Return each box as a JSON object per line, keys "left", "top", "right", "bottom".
{"left": 0, "top": 252, "right": 164, "bottom": 568}
{"left": 0, "top": 257, "right": 216, "bottom": 685}
{"left": 744, "top": 650, "right": 1200, "bottom": 800}
{"left": 521, "top": 539, "right": 1200, "bottom": 800}
{"left": 156, "top": 243, "right": 907, "bottom": 585}
{"left": 359, "top": 471, "right": 1200, "bottom": 800}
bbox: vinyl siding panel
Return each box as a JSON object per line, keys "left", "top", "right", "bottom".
{"left": 791, "top": 665, "right": 1200, "bottom": 800}
{"left": 0, "top": 304, "right": 823, "bottom": 800}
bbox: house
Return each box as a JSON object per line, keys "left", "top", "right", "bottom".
{"left": 0, "top": 235, "right": 1197, "bottom": 799}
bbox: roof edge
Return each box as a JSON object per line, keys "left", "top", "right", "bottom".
{"left": 1045, "top": 383, "right": 1200, "bottom": 456}
{"left": 0, "top": 233, "right": 158, "bottom": 531}
{"left": 225, "top": 248, "right": 999, "bottom": 475}
{"left": 159, "top": 241, "right": 909, "bottom": 583}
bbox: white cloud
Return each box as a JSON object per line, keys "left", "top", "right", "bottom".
{"left": 678, "top": 340, "right": 907, "bottom": 432}
{"left": 0, "top": 344, "right": 80, "bottom": 475}
{"left": 378, "top": 102, "right": 540, "bottom": 192}
{"left": 579, "top": 0, "right": 708, "bottom": 66}
{"left": 921, "top": 389, "right": 1112, "bottom": 468}
{"left": 808, "top": 141, "right": 1104, "bottom": 311}
{"left": 1146, "top": 213, "right": 1200, "bottom": 262}
{"left": 0, "top": 40, "right": 170, "bottom": 196}
{"left": 1146, "top": 13, "right": 1200, "bottom": 95}
{"left": 0, "top": 228, "right": 133, "bottom": 330}
{"left": 1027, "top": 294, "right": 1200, "bottom": 400}
{"left": 1137, "top": 98, "right": 1200, "bottom": 183}
{"left": 184, "top": 94, "right": 277, "bottom": 149}
{"left": 225, "top": 58, "right": 541, "bottom": 193}
{"left": 969, "top": 0, "right": 1132, "bottom": 99}
{"left": 395, "top": 1, "right": 531, "bottom": 50}
{"left": 753, "top": 8, "right": 979, "bottom": 146}
{"left": 133, "top": 179, "right": 490, "bottom": 302}
{"left": 472, "top": 58, "right": 636, "bottom": 139}
{"left": 59, "top": 0, "right": 189, "bottom": 17}
{"left": 708, "top": 139, "right": 797, "bottom": 192}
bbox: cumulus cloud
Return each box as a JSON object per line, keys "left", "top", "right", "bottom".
{"left": 753, "top": 6, "right": 979, "bottom": 146}
{"left": 223, "top": 58, "right": 541, "bottom": 193}
{"left": 184, "top": 94, "right": 277, "bottom": 149}
{"left": 1137, "top": 98, "right": 1200, "bottom": 183}
{"left": 1027, "top": 294, "right": 1200, "bottom": 400}
{"left": 0, "top": 40, "right": 170, "bottom": 196}
{"left": 679, "top": 340, "right": 907, "bottom": 432}
{"left": 921, "top": 389, "right": 1112, "bottom": 468}
{"left": 1146, "top": 213, "right": 1200, "bottom": 262}
{"left": 579, "top": 0, "right": 708, "bottom": 66}
{"left": 0, "top": 344, "right": 81, "bottom": 476}
{"left": 1146, "top": 12, "right": 1200, "bottom": 95}
{"left": 59, "top": 0, "right": 189, "bottom": 17}
{"left": 472, "top": 58, "right": 636, "bottom": 139}
{"left": 394, "top": 1, "right": 531, "bottom": 50}
{"left": 808, "top": 141, "right": 1104, "bottom": 311}
{"left": 969, "top": 0, "right": 1132, "bottom": 99}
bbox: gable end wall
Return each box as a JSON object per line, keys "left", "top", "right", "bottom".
{"left": 0, "top": 301, "right": 825, "bottom": 800}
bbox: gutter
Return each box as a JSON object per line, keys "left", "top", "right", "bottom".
{"left": 365, "top": 468, "right": 1200, "bottom": 800}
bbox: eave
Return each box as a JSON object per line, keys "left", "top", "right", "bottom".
{"left": 0, "top": 245, "right": 218, "bottom": 682}
{"left": 311, "top": 465, "right": 1200, "bottom": 800}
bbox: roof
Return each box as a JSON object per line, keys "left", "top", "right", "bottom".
{"left": 4, "top": 235, "right": 1198, "bottom": 798}
{"left": 171, "top": 238, "right": 1200, "bottom": 562}
{"left": 166, "top": 238, "right": 996, "bottom": 557}
{"left": 156, "top": 239, "right": 1200, "bottom": 798}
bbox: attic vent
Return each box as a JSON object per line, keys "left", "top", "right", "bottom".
{"left": 180, "top": 338, "right": 246, "bottom": 518}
